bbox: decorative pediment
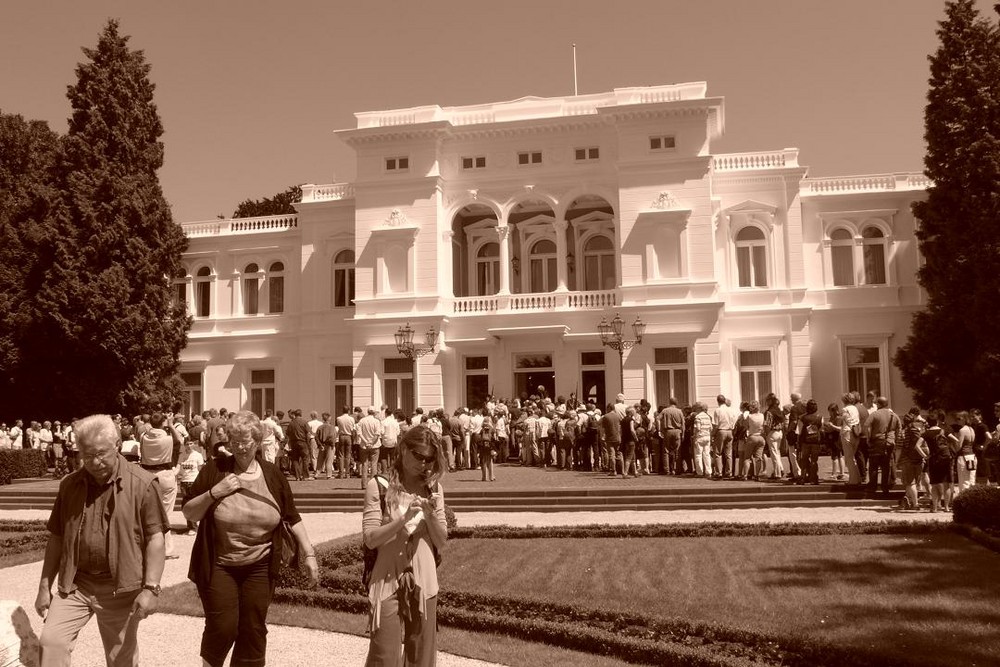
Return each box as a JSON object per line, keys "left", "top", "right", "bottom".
{"left": 720, "top": 199, "right": 779, "bottom": 232}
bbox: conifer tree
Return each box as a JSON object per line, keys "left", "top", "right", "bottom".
{"left": 17, "top": 19, "right": 190, "bottom": 416}
{"left": 0, "top": 113, "right": 61, "bottom": 401}
{"left": 895, "top": 0, "right": 1000, "bottom": 409}
{"left": 232, "top": 184, "right": 302, "bottom": 218}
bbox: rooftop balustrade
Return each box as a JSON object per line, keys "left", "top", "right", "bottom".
{"left": 801, "top": 173, "right": 930, "bottom": 196}
{"left": 181, "top": 214, "right": 298, "bottom": 238}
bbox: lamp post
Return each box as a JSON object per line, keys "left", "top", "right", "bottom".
{"left": 394, "top": 322, "right": 438, "bottom": 359}
{"left": 597, "top": 313, "right": 645, "bottom": 394}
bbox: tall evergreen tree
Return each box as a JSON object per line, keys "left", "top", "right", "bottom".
{"left": 895, "top": 0, "right": 1000, "bottom": 410}
{"left": 15, "top": 19, "right": 190, "bottom": 416}
{"left": 0, "top": 113, "right": 61, "bottom": 400}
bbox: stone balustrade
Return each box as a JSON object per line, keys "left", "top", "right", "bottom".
{"left": 452, "top": 290, "right": 616, "bottom": 315}
{"left": 802, "top": 172, "right": 931, "bottom": 196}
{"left": 300, "top": 183, "right": 355, "bottom": 202}
{"left": 714, "top": 148, "right": 799, "bottom": 172}
{"left": 181, "top": 214, "right": 298, "bottom": 238}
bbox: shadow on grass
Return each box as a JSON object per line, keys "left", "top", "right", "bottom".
{"left": 756, "top": 531, "right": 1000, "bottom": 666}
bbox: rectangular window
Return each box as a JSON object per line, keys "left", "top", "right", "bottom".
{"left": 831, "top": 245, "right": 855, "bottom": 286}
{"left": 653, "top": 347, "right": 690, "bottom": 406}
{"left": 649, "top": 135, "right": 676, "bottom": 151}
{"left": 384, "top": 358, "right": 414, "bottom": 414}
{"left": 517, "top": 151, "right": 542, "bottom": 165}
{"left": 173, "top": 283, "right": 187, "bottom": 310}
{"left": 738, "top": 350, "right": 773, "bottom": 404}
{"left": 580, "top": 351, "right": 605, "bottom": 366}
{"left": 268, "top": 276, "right": 284, "bottom": 314}
{"left": 244, "top": 278, "right": 259, "bottom": 315}
{"left": 332, "top": 365, "right": 353, "bottom": 414}
{"left": 250, "top": 369, "right": 275, "bottom": 417}
{"left": 462, "top": 156, "right": 486, "bottom": 169}
{"left": 846, "top": 346, "right": 881, "bottom": 397}
{"left": 196, "top": 282, "right": 210, "bottom": 318}
{"left": 385, "top": 156, "right": 409, "bottom": 171}
{"left": 575, "top": 147, "right": 599, "bottom": 161}
{"left": 180, "top": 372, "right": 202, "bottom": 419}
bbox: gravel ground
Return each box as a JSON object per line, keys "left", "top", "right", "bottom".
{"left": 0, "top": 505, "right": 951, "bottom": 666}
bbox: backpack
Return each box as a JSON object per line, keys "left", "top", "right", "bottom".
{"left": 361, "top": 475, "right": 442, "bottom": 588}
{"left": 734, "top": 414, "right": 748, "bottom": 441}
{"left": 588, "top": 413, "right": 600, "bottom": 433}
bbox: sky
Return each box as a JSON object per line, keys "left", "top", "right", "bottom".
{"left": 1, "top": 1, "right": 992, "bottom": 223}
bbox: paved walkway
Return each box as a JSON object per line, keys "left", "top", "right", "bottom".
{"left": 0, "top": 503, "right": 950, "bottom": 666}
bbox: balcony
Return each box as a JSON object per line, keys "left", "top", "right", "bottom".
{"left": 300, "top": 183, "right": 355, "bottom": 203}
{"left": 452, "top": 289, "right": 617, "bottom": 315}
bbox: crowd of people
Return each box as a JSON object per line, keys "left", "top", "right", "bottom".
{"left": 11, "top": 388, "right": 1000, "bottom": 665}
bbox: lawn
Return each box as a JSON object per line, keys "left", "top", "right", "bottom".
{"left": 438, "top": 531, "right": 1000, "bottom": 666}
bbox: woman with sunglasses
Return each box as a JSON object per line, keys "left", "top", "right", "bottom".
{"left": 363, "top": 425, "right": 448, "bottom": 666}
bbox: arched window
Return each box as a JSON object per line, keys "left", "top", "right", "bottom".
{"left": 829, "top": 228, "right": 854, "bottom": 286}
{"left": 332, "top": 249, "right": 355, "bottom": 308}
{"left": 735, "top": 227, "right": 767, "bottom": 288}
{"left": 862, "top": 227, "right": 887, "bottom": 285}
{"left": 243, "top": 262, "right": 261, "bottom": 315}
{"left": 582, "top": 234, "right": 615, "bottom": 291}
{"left": 528, "top": 238, "right": 557, "bottom": 293}
{"left": 195, "top": 266, "right": 212, "bottom": 318}
{"left": 268, "top": 261, "right": 285, "bottom": 314}
{"left": 475, "top": 242, "right": 500, "bottom": 295}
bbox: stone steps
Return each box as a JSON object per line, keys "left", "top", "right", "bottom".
{"left": 0, "top": 482, "right": 903, "bottom": 513}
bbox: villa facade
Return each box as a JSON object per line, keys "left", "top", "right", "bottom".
{"left": 175, "top": 82, "right": 929, "bottom": 418}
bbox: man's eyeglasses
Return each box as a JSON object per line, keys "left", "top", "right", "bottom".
{"left": 410, "top": 449, "right": 436, "bottom": 464}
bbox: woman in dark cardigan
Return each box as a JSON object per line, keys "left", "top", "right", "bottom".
{"left": 184, "top": 410, "right": 319, "bottom": 667}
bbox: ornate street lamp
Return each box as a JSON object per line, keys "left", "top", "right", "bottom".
{"left": 597, "top": 313, "right": 645, "bottom": 394}
{"left": 394, "top": 322, "right": 437, "bottom": 359}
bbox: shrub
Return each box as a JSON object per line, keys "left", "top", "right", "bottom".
{"left": 0, "top": 449, "right": 48, "bottom": 484}
{"left": 444, "top": 503, "right": 458, "bottom": 530}
{"left": 953, "top": 485, "right": 1000, "bottom": 532}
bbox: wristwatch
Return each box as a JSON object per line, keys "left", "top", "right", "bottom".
{"left": 142, "top": 584, "right": 162, "bottom": 596}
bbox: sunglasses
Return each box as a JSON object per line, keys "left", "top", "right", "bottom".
{"left": 409, "top": 449, "right": 436, "bottom": 464}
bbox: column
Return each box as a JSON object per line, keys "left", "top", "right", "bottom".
{"left": 555, "top": 218, "right": 568, "bottom": 292}
{"left": 497, "top": 224, "right": 511, "bottom": 295}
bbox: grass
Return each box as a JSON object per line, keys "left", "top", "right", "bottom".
{"left": 439, "top": 532, "right": 1000, "bottom": 667}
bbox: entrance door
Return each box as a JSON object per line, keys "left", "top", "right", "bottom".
{"left": 581, "top": 369, "right": 606, "bottom": 410}
{"left": 466, "top": 374, "right": 489, "bottom": 410}
{"left": 514, "top": 370, "right": 555, "bottom": 401}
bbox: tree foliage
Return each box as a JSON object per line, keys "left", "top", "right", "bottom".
{"left": 0, "top": 113, "right": 62, "bottom": 404}
{"left": 1, "top": 20, "right": 190, "bottom": 419}
{"left": 895, "top": 0, "right": 1000, "bottom": 410}
{"left": 232, "top": 184, "right": 301, "bottom": 218}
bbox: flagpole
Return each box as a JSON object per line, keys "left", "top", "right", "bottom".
{"left": 572, "top": 43, "right": 578, "bottom": 96}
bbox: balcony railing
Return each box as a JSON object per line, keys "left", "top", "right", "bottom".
{"left": 300, "top": 183, "right": 355, "bottom": 202}
{"left": 452, "top": 289, "right": 617, "bottom": 314}
{"left": 181, "top": 214, "right": 298, "bottom": 238}
{"left": 714, "top": 149, "right": 799, "bottom": 172}
{"left": 801, "top": 172, "right": 931, "bottom": 196}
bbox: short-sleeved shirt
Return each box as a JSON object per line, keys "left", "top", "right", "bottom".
{"left": 46, "top": 461, "right": 167, "bottom": 587}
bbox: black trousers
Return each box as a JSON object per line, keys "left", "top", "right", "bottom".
{"left": 200, "top": 557, "right": 274, "bottom": 667}
{"left": 867, "top": 453, "right": 893, "bottom": 493}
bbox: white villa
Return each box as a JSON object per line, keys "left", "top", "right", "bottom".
{"left": 175, "top": 82, "right": 929, "bottom": 418}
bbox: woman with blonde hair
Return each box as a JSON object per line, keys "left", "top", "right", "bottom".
{"left": 364, "top": 425, "right": 448, "bottom": 666}
{"left": 184, "top": 410, "right": 319, "bottom": 666}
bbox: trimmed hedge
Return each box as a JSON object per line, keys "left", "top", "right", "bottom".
{"left": 952, "top": 485, "right": 1000, "bottom": 532}
{"left": 0, "top": 448, "right": 48, "bottom": 484}
{"left": 448, "top": 520, "right": 948, "bottom": 541}
{"left": 0, "top": 519, "right": 49, "bottom": 559}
